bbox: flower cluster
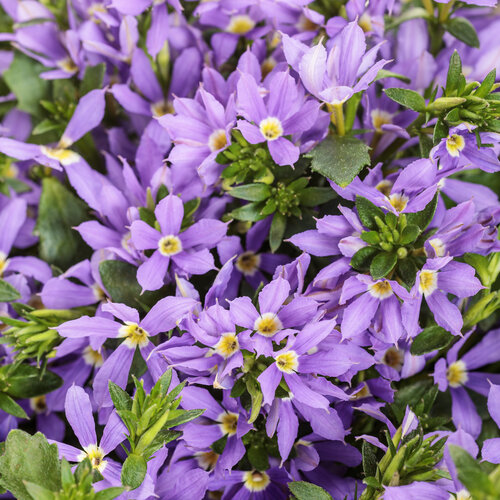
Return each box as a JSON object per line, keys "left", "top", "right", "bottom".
{"left": 0, "top": 1, "right": 499, "bottom": 499}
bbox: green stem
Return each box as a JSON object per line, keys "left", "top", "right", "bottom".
{"left": 332, "top": 103, "right": 345, "bottom": 136}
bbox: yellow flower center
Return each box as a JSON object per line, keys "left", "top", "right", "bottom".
{"left": 447, "top": 360, "right": 468, "bottom": 388}
{"left": 259, "top": 117, "right": 283, "bottom": 141}
{"left": 368, "top": 280, "right": 393, "bottom": 300}
{"left": 40, "top": 146, "right": 80, "bottom": 166}
{"left": 235, "top": 251, "right": 261, "bottom": 276}
{"left": 243, "top": 471, "right": 271, "bottom": 492}
{"left": 227, "top": 15, "right": 255, "bottom": 34}
{"left": 83, "top": 346, "right": 104, "bottom": 367}
{"left": 57, "top": 57, "right": 78, "bottom": 73}
{"left": 371, "top": 109, "right": 393, "bottom": 132}
{"left": 383, "top": 347, "right": 404, "bottom": 370}
{"left": 0, "top": 251, "right": 9, "bottom": 277}
{"left": 358, "top": 13, "right": 373, "bottom": 32}
{"left": 215, "top": 332, "right": 239, "bottom": 358}
{"left": 218, "top": 412, "right": 238, "bottom": 436}
{"left": 118, "top": 322, "right": 150, "bottom": 349}
{"left": 254, "top": 312, "right": 283, "bottom": 337}
{"left": 351, "top": 383, "right": 371, "bottom": 400}
{"left": 389, "top": 193, "right": 409, "bottom": 212}
{"left": 30, "top": 395, "right": 47, "bottom": 414}
{"left": 375, "top": 180, "right": 393, "bottom": 197}
{"left": 446, "top": 134, "right": 465, "bottom": 157}
{"left": 275, "top": 351, "right": 298, "bottom": 374}
{"left": 451, "top": 490, "right": 472, "bottom": 500}
{"left": 208, "top": 128, "right": 228, "bottom": 152}
{"left": 78, "top": 444, "right": 107, "bottom": 473}
{"left": 419, "top": 270, "right": 438, "bottom": 296}
{"left": 195, "top": 450, "right": 219, "bottom": 470}
{"left": 151, "top": 100, "right": 174, "bottom": 118}
{"left": 261, "top": 57, "right": 277, "bottom": 78}
{"left": 427, "top": 238, "right": 446, "bottom": 257}
{"left": 158, "top": 235, "right": 182, "bottom": 256}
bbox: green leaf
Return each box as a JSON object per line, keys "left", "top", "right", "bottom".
{"left": 433, "top": 119, "right": 448, "bottom": 145}
{"left": 31, "top": 119, "right": 63, "bottom": 136}
{"left": 0, "top": 393, "right": 28, "bottom": 418}
{"left": 165, "top": 409, "right": 205, "bottom": 427}
{"left": 355, "top": 196, "right": 385, "bottom": 230}
{"left": 80, "top": 63, "right": 106, "bottom": 95}
{"left": 397, "top": 258, "right": 418, "bottom": 288}
{"left": 360, "top": 231, "right": 380, "bottom": 245}
{"left": 35, "top": 178, "right": 90, "bottom": 270}
{"left": 406, "top": 194, "right": 438, "bottom": 231}
{"left": 3, "top": 364, "right": 62, "bottom": 398}
{"left": 247, "top": 445, "right": 270, "bottom": 471}
{"left": 449, "top": 445, "right": 494, "bottom": 496}
{"left": 246, "top": 376, "right": 263, "bottom": 424}
{"left": 94, "top": 487, "right": 126, "bottom": 500}
{"left": 230, "top": 202, "right": 266, "bottom": 222}
{"left": 229, "top": 183, "right": 271, "bottom": 202}
{"left": 446, "top": 17, "right": 480, "bottom": 48}
{"left": 0, "top": 279, "right": 21, "bottom": 302}
{"left": 298, "top": 186, "right": 336, "bottom": 207}
{"left": 384, "top": 88, "right": 426, "bottom": 112}
{"left": 399, "top": 225, "right": 421, "bottom": 246}
{"left": 445, "top": 51, "right": 462, "bottom": 96}
{"left": 375, "top": 69, "right": 411, "bottom": 84}
{"left": 269, "top": 212, "right": 287, "bottom": 253}
{"left": 121, "top": 454, "right": 147, "bottom": 490}
{"left": 3, "top": 53, "right": 50, "bottom": 116}
{"left": 23, "top": 482, "right": 55, "bottom": 500}
{"left": 108, "top": 382, "right": 133, "bottom": 412}
{"left": 370, "top": 252, "right": 397, "bottom": 280}
{"left": 410, "top": 325, "right": 453, "bottom": 355}
{"left": 0, "top": 430, "right": 61, "bottom": 500}
{"left": 475, "top": 69, "right": 496, "bottom": 99}
{"left": 288, "top": 481, "right": 333, "bottom": 500}
{"left": 384, "top": 7, "right": 430, "bottom": 30}
{"left": 351, "top": 246, "right": 380, "bottom": 273}
{"left": 308, "top": 135, "right": 370, "bottom": 188}
{"left": 362, "top": 441, "right": 378, "bottom": 477}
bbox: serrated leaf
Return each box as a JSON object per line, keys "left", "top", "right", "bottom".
{"left": 0, "top": 279, "right": 21, "bottom": 302}
{"left": 370, "top": 252, "right": 397, "bottom": 280}
{"left": 384, "top": 88, "right": 426, "bottom": 112}
{"left": 410, "top": 325, "right": 453, "bottom": 355}
{"left": 308, "top": 135, "right": 370, "bottom": 188}
{"left": 356, "top": 196, "right": 385, "bottom": 230}
{"left": 0, "top": 430, "right": 61, "bottom": 500}
{"left": 446, "top": 17, "right": 480, "bottom": 48}
{"left": 351, "top": 246, "right": 380, "bottom": 273}
{"left": 0, "top": 393, "right": 28, "bottom": 418}
{"left": 36, "top": 178, "right": 90, "bottom": 270}
{"left": 288, "top": 481, "right": 333, "bottom": 500}
{"left": 121, "top": 454, "right": 147, "bottom": 490}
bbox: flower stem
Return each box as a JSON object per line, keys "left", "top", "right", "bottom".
{"left": 332, "top": 103, "right": 345, "bottom": 136}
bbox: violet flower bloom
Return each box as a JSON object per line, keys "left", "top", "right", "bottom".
{"left": 339, "top": 275, "right": 410, "bottom": 343}
{"left": 433, "top": 328, "right": 500, "bottom": 438}
{"left": 229, "top": 276, "right": 318, "bottom": 356}
{"left": 130, "top": 194, "right": 227, "bottom": 291}
{"left": 180, "top": 386, "right": 252, "bottom": 471}
{"left": 236, "top": 71, "right": 320, "bottom": 166}
{"left": 51, "top": 385, "right": 127, "bottom": 485}
{"left": 482, "top": 383, "right": 500, "bottom": 464}
{"left": 431, "top": 125, "right": 500, "bottom": 175}
{"left": 383, "top": 482, "right": 449, "bottom": 500}
{"left": 281, "top": 21, "right": 388, "bottom": 106}
{"left": 403, "top": 257, "right": 482, "bottom": 337}
{"left": 0, "top": 88, "right": 106, "bottom": 169}
{"left": 57, "top": 297, "right": 197, "bottom": 408}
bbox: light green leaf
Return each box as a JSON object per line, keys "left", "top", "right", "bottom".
{"left": 229, "top": 183, "right": 271, "bottom": 202}
{"left": 288, "top": 481, "right": 332, "bottom": 500}
{"left": 0, "top": 393, "right": 28, "bottom": 419}
{"left": 121, "top": 454, "right": 147, "bottom": 490}
{"left": 384, "top": 88, "right": 426, "bottom": 112}
{"left": 0, "top": 279, "right": 21, "bottom": 302}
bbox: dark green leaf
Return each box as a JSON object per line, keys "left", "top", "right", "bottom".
{"left": 3, "top": 53, "right": 50, "bottom": 116}
{"left": 308, "top": 135, "right": 370, "bottom": 188}
{"left": 0, "top": 393, "right": 28, "bottom": 418}
{"left": 445, "top": 51, "right": 462, "bottom": 96}
{"left": 446, "top": 17, "right": 480, "bottom": 48}
{"left": 0, "top": 430, "right": 61, "bottom": 500}
{"left": 138, "top": 207, "right": 156, "bottom": 227}
{"left": 230, "top": 202, "right": 266, "bottom": 222}
{"left": 362, "top": 441, "right": 378, "bottom": 477}
{"left": 230, "top": 377, "right": 246, "bottom": 398}
{"left": 433, "top": 119, "right": 448, "bottom": 145}
{"left": 229, "top": 183, "right": 271, "bottom": 202}
{"left": 406, "top": 194, "right": 438, "bottom": 231}
{"left": 410, "top": 325, "right": 453, "bottom": 355}
{"left": 288, "top": 481, "right": 332, "bottom": 500}
{"left": 360, "top": 231, "right": 380, "bottom": 245}
{"left": 269, "top": 212, "right": 287, "bottom": 253}
{"left": 165, "top": 409, "right": 204, "bottom": 427}
{"left": 4, "top": 364, "right": 62, "bottom": 398}
{"left": 108, "top": 382, "right": 133, "bottom": 412}
{"left": 299, "top": 187, "right": 336, "bottom": 207}
{"left": 355, "top": 196, "right": 385, "bottom": 230}
{"left": 384, "top": 88, "right": 426, "bottom": 112}
{"left": 351, "top": 246, "right": 380, "bottom": 273}
{"left": 475, "top": 69, "right": 496, "bottom": 99}
{"left": 36, "top": 178, "right": 90, "bottom": 270}
{"left": 211, "top": 435, "right": 228, "bottom": 455}
{"left": 397, "top": 258, "right": 418, "bottom": 288}
{"left": 419, "top": 134, "right": 433, "bottom": 158}
{"left": 370, "top": 252, "right": 397, "bottom": 280}
{"left": 80, "top": 63, "right": 106, "bottom": 95}
{"left": 121, "top": 454, "right": 147, "bottom": 490}
{"left": 399, "top": 225, "right": 421, "bottom": 245}
{"left": 0, "top": 279, "right": 21, "bottom": 302}
{"left": 449, "top": 445, "right": 494, "bottom": 496}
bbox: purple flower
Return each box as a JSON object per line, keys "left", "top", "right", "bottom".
{"left": 130, "top": 194, "right": 227, "bottom": 291}
{"left": 482, "top": 383, "right": 500, "bottom": 464}
{"left": 236, "top": 71, "right": 319, "bottom": 166}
